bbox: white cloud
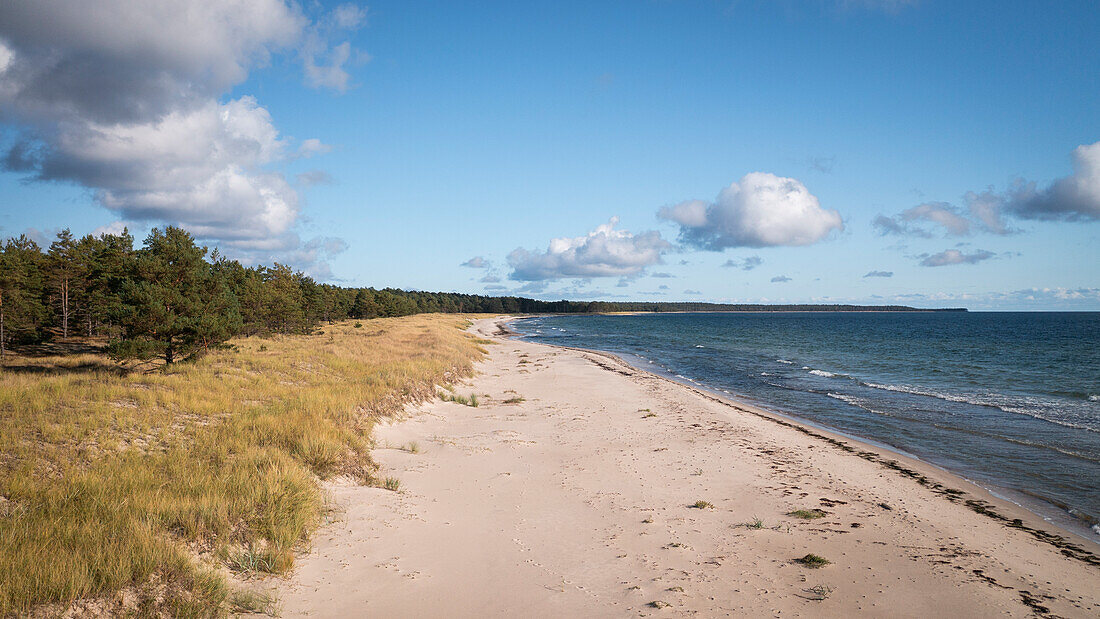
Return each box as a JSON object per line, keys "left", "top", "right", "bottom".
{"left": 1005, "top": 141, "right": 1100, "bottom": 221}
{"left": 771, "top": 275, "right": 792, "bottom": 283}
{"left": 659, "top": 172, "right": 843, "bottom": 249}
{"left": 863, "top": 270, "right": 893, "bottom": 278}
{"left": 36, "top": 97, "right": 298, "bottom": 243}
{"left": 919, "top": 249, "right": 995, "bottom": 267}
{"left": 297, "top": 138, "right": 332, "bottom": 158}
{"left": 461, "top": 256, "right": 490, "bottom": 268}
{"left": 0, "top": 1, "right": 305, "bottom": 124}
{"left": 330, "top": 4, "right": 368, "bottom": 30}
{"left": 304, "top": 41, "right": 354, "bottom": 92}
{"left": 508, "top": 218, "right": 670, "bottom": 281}
{"left": 0, "top": 1, "right": 367, "bottom": 275}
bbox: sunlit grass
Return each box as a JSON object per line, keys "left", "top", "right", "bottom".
{"left": 0, "top": 314, "right": 485, "bottom": 615}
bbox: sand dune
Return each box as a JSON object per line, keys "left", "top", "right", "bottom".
{"left": 270, "top": 317, "right": 1099, "bottom": 617}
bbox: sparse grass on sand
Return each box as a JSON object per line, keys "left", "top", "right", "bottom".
{"left": 788, "top": 508, "right": 828, "bottom": 519}
{"left": 0, "top": 314, "right": 486, "bottom": 616}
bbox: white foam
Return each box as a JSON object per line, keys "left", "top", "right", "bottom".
{"left": 1090, "top": 395, "right": 1099, "bottom": 402}
{"left": 809, "top": 369, "right": 836, "bottom": 378}
{"left": 776, "top": 359, "right": 793, "bottom": 364}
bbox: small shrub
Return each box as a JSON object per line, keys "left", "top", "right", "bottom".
{"left": 404, "top": 442, "right": 420, "bottom": 454}
{"left": 353, "top": 322, "right": 363, "bottom": 328}
{"left": 469, "top": 394, "right": 479, "bottom": 407}
{"left": 643, "top": 412, "right": 657, "bottom": 418}
{"left": 691, "top": 500, "right": 714, "bottom": 509}
{"left": 503, "top": 396, "right": 525, "bottom": 404}
{"left": 383, "top": 477, "right": 401, "bottom": 491}
{"left": 649, "top": 600, "right": 672, "bottom": 609}
{"left": 795, "top": 553, "right": 831, "bottom": 568}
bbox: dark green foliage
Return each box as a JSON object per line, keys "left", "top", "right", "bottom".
{"left": 0, "top": 225, "right": 956, "bottom": 363}
{"left": 108, "top": 227, "right": 242, "bottom": 363}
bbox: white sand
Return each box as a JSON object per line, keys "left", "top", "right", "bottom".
{"left": 270, "top": 317, "right": 1099, "bottom": 617}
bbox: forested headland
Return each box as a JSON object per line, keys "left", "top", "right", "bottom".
{"left": 0, "top": 226, "right": 958, "bottom": 363}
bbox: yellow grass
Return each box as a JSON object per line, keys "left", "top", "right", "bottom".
{"left": 0, "top": 314, "right": 487, "bottom": 616}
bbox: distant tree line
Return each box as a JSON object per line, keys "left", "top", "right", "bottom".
{"left": 0, "top": 226, "right": 954, "bottom": 363}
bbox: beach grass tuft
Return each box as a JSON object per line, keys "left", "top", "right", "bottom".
{"left": 691, "top": 500, "right": 714, "bottom": 509}
{"left": 383, "top": 477, "right": 402, "bottom": 492}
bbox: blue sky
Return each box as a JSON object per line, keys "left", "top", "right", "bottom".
{"left": 1, "top": 0, "right": 1098, "bottom": 309}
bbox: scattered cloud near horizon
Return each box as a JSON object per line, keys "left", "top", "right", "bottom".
{"left": 771, "top": 275, "right": 792, "bottom": 283}
{"left": 863, "top": 270, "right": 894, "bottom": 278}
{"left": 659, "top": 172, "right": 843, "bottom": 249}
{"left": 918, "top": 249, "right": 995, "bottom": 267}
{"left": 721, "top": 255, "right": 763, "bottom": 270}
{"left": 0, "top": 0, "right": 368, "bottom": 277}
{"left": 507, "top": 218, "right": 670, "bottom": 281}
{"left": 461, "top": 256, "right": 489, "bottom": 268}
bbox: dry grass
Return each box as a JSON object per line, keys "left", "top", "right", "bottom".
{"left": 0, "top": 314, "right": 486, "bottom": 616}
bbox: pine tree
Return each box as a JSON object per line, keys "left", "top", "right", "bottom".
{"left": 47, "top": 229, "right": 80, "bottom": 339}
{"left": 109, "top": 227, "right": 240, "bottom": 363}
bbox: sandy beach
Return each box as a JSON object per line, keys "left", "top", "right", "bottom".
{"left": 270, "top": 317, "right": 1099, "bottom": 617}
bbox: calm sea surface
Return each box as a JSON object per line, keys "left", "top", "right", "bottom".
{"left": 511, "top": 312, "right": 1100, "bottom": 541}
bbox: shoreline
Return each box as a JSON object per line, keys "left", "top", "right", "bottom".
{"left": 271, "top": 316, "right": 1100, "bottom": 617}
{"left": 505, "top": 315, "right": 1100, "bottom": 548}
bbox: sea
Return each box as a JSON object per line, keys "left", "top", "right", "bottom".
{"left": 510, "top": 311, "right": 1100, "bottom": 543}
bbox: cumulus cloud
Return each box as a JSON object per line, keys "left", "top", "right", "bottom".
{"left": 1003, "top": 141, "right": 1100, "bottom": 221}
{"left": 461, "top": 256, "right": 489, "bottom": 268}
{"left": 863, "top": 270, "right": 893, "bottom": 278}
{"left": 508, "top": 218, "right": 670, "bottom": 281}
{"left": 659, "top": 172, "right": 843, "bottom": 249}
{"left": 771, "top": 275, "right": 792, "bottom": 283}
{"left": 918, "top": 249, "right": 995, "bottom": 267}
{"left": 0, "top": 0, "right": 366, "bottom": 275}
{"left": 721, "top": 255, "right": 762, "bottom": 270}
{"left": 479, "top": 274, "right": 501, "bottom": 283}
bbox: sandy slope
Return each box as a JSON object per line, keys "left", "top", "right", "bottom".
{"left": 269, "top": 317, "right": 1099, "bottom": 617}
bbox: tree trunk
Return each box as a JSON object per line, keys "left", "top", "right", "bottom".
{"left": 61, "top": 278, "right": 69, "bottom": 339}
{"left": 165, "top": 340, "right": 174, "bottom": 364}
{"left": 1, "top": 301, "right": 5, "bottom": 361}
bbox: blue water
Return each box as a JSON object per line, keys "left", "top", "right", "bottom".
{"left": 512, "top": 312, "right": 1100, "bottom": 539}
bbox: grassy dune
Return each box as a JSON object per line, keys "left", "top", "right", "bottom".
{"left": 0, "top": 314, "right": 487, "bottom": 616}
